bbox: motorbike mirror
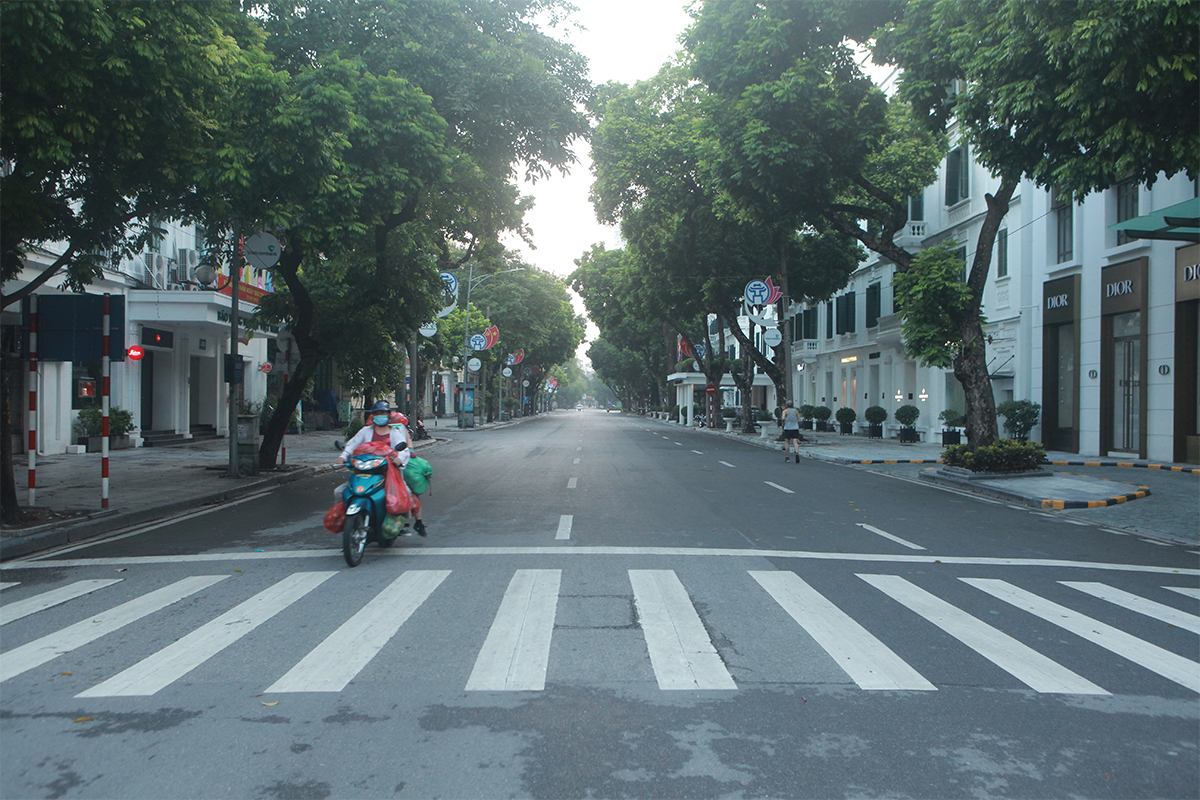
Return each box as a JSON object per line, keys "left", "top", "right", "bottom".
{"left": 395, "top": 442, "right": 408, "bottom": 451}
{"left": 334, "top": 440, "right": 344, "bottom": 450}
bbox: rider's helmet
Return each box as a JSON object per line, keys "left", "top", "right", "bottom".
{"left": 369, "top": 400, "right": 391, "bottom": 427}
{"left": 388, "top": 411, "right": 409, "bottom": 427}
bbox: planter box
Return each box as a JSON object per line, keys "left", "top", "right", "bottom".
{"left": 815, "top": 421, "right": 833, "bottom": 432}
{"left": 898, "top": 427, "right": 920, "bottom": 443}
{"left": 85, "top": 435, "right": 132, "bottom": 453}
{"left": 839, "top": 422, "right": 854, "bottom": 435}
{"left": 941, "top": 430, "right": 962, "bottom": 446}
{"left": 867, "top": 424, "right": 883, "bottom": 439}
{"left": 800, "top": 420, "right": 813, "bottom": 430}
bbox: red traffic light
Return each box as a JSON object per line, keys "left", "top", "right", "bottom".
{"left": 127, "top": 345, "right": 145, "bottom": 361}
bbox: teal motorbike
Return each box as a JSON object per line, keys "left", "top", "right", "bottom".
{"left": 337, "top": 442, "right": 407, "bottom": 567}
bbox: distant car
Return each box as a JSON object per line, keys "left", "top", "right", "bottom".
{"left": 575, "top": 404, "right": 583, "bottom": 411}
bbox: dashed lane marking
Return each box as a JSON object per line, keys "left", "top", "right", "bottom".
{"left": 856, "top": 524, "right": 926, "bottom": 551}
{"left": 764, "top": 481, "right": 795, "bottom": 494}
{"left": 555, "top": 515, "right": 573, "bottom": 541}
{"left": 567, "top": 477, "right": 578, "bottom": 489}
{"left": 718, "top": 461, "right": 735, "bottom": 468}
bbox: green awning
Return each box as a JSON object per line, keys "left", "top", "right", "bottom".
{"left": 1109, "top": 197, "right": 1200, "bottom": 243}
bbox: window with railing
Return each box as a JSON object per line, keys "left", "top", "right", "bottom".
{"left": 1053, "top": 190, "right": 1073, "bottom": 263}
{"left": 1116, "top": 179, "right": 1139, "bottom": 245}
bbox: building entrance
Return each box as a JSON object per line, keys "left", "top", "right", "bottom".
{"left": 1111, "top": 312, "right": 1141, "bottom": 453}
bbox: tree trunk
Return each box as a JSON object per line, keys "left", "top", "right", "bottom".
{"left": 259, "top": 359, "right": 314, "bottom": 468}
{"left": 0, "top": 348, "right": 23, "bottom": 524}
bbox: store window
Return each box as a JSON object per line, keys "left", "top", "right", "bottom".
{"left": 945, "top": 145, "right": 969, "bottom": 206}
{"left": 996, "top": 229, "right": 1008, "bottom": 278}
{"left": 71, "top": 361, "right": 102, "bottom": 410}
{"left": 1053, "top": 190, "right": 1073, "bottom": 263}
{"left": 1116, "top": 179, "right": 1139, "bottom": 245}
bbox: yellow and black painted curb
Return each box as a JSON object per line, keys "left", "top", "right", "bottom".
{"left": 1045, "top": 460, "right": 1200, "bottom": 474}
{"left": 856, "top": 459, "right": 944, "bottom": 464}
{"left": 1040, "top": 486, "right": 1151, "bottom": 510}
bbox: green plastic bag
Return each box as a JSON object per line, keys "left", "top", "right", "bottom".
{"left": 382, "top": 513, "right": 406, "bottom": 539}
{"left": 403, "top": 456, "right": 433, "bottom": 495}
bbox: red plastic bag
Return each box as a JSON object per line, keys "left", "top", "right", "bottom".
{"left": 324, "top": 501, "right": 346, "bottom": 533}
{"left": 385, "top": 461, "right": 413, "bottom": 515}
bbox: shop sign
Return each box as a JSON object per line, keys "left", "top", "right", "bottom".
{"left": 1043, "top": 275, "right": 1079, "bottom": 325}
{"left": 1176, "top": 244, "right": 1200, "bottom": 302}
{"left": 1101, "top": 258, "right": 1147, "bottom": 315}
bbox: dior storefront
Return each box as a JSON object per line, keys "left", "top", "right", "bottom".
{"left": 1042, "top": 275, "right": 1080, "bottom": 453}
{"left": 1099, "top": 258, "right": 1149, "bottom": 458}
{"left": 1175, "top": 244, "right": 1199, "bottom": 463}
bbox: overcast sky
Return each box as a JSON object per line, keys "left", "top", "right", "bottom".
{"left": 500, "top": 0, "right": 696, "bottom": 359}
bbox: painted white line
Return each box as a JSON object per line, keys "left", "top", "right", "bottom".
{"left": 573, "top": 458, "right": 580, "bottom": 464}
{"left": 674, "top": 442, "right": 683, "bottom": 446}
{"left": 567, "top": 477, "right": 578, "bottom": 489}
{"left": 860, "top": 574, "right": 1107, "bottom": 695}
{"left": 856, "top": 524, "right": 926, "bottom": 551}
{"left": 1, "top": 575, "right": 227, "bottom": 683}
{"left": 555, "top": 515, "right": 573, "bottom": 541}
{"left": 78, "top": 572, "right": 336, "bottom": 697}
{"left": 718, "top": 461, "right": 736, "bottom": 468}
{"left": 691, "top": 450, "right": 704, "bottom": 455}
{"left": 266, "top": 571, "right": 449, "bottom": 693}
{"left": 1061, "top": 582, "right": 1200, "bottom": 634}
{"left": 764, "top": 481, "right": 795, "bottom": 494}
{"left": 1139, "top": 538, "right": 1172, "bottom": 546}
{"left": 1166, "top": 587, "right": 1200, "bottom": 600}
{"left": 661, "top": 436, "right": 669, "bottom": 440}
{"left": 4, "top": 548, "right": 1197, "bottom": 576}
{"left": 750, "top": 571, "right": 934, "bottom": 691}
{"left": 19, "top": 492, "right": 275, "bottom": 561}
{"left": 0, "top": 583, "right": 18, "bottom": 591}
{"left": 576, "top": 447, "right": 581, "bottom": 451}
{"left": 964, "top": 578, "right": 1200, "bottom": 693}
{"left": 1, "top": 579, "right": 123, "bottom": 626}
{"left": 630, "top": 570, "right": 736, "bottom": 690}
{"left": 466, "top": 569, "right": 561, "bottom": 691}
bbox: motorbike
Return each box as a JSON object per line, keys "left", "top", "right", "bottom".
{"left": 334, "top": 440, "right": 409, "bottom": 567}
{"left": 409, "top": 417, "right": 430, "bottom": 441}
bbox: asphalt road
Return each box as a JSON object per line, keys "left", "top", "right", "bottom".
{"left": 2, "top": 411, "right": 1197, "bottom": 799}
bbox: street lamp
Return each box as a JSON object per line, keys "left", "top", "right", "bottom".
{"left": 459, "top": 265, "right": 524, "bottom": 427}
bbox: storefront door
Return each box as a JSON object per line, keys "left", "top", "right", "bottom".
{"left": 1111, "top": 312, "right": 1141, "bottom": 453}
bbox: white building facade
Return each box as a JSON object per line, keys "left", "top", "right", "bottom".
{"left": 788, "top": 127, "right": 1198, "bottom": 463}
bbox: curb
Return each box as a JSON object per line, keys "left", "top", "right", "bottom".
{"left": 1040, "top": 487, "right": 1152, "bottom": 510}
{"left": 1046, "top": 460, "right": 1200, "bottom": 474}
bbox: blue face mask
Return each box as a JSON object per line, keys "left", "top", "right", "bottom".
{"left": 372, "top": 415, "right": 390, "bottom": 427}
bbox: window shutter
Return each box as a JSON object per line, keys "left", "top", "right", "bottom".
{"left": 945, "top": 148, "right": 960, "bottom": 205}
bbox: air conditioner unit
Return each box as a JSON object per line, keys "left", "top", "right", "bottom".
{"left": 143, "top": 253, "right": 167, "bottom": 289}
{"left": 179, "top": 248, "right": 200, "bottom": 269}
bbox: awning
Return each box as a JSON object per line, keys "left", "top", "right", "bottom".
{"left": 1108, "top": 197, "right": 1200, "bottom": 243}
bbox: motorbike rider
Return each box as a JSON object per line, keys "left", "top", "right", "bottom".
{"left": 388, "top": 411, "right": 428, "bottom": 537}
{"left": 334, "top": 401, "right": 410, "bottom": 507}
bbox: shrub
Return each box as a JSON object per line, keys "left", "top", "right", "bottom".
{"left": 343, "top": 417, "right": 365, "bottom": 440}
{"left": 996, "top": 400, "right": 1041, "bottom": 439}
{"left": 721, "top": 407, "right": 737, "bottom": 418}
{"left": 943, "top": 439, "right": 1047, "bottom": 473}
{"left": 675, "top": 358, "right": 696, "bottom": 372}
{"left": 755, "top": 408, "right": 773, "bottom": 422}
{"left": 797, "top": 404, "right": 815, "bottom": 420}
{"left": 894, "top": 404, "right": 920, "bottom": 427}
{"left": 864, "top": 405, "right": 888, "bottom": 425}
{"left": 939, "top": 408, "right": 966, "bottom": 429}
{"left": 670, "top": 404, "right": 680, "bottom": 421}
{"left": 835, "top": 406, "right": 857, "bottom": 425}
{"left": 812, "top": 405, "right": 832, "bottom": 422}
{"left": 502, "top": 397, "right": 519, "bottom": 412}
{"left": 74, "top": 406, "right": 135, "bottom": 438}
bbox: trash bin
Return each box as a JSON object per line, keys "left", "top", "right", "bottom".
{"left": 236, "top": 414, "right": 260, "bottom": 475}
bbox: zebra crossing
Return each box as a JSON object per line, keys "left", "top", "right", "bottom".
{"left": 2, "top": 568, "right": 1196, "bottom": 698}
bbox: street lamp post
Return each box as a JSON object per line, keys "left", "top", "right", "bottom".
{"left": 458, "top": 266, "right": 524, "bottom": 427}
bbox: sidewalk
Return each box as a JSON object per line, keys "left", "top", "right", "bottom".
{"left": 0, "top": 428, "right": 439, "bottom": 560}
{"left": 651, "top": 416, "right": 1199, "bottom": 545}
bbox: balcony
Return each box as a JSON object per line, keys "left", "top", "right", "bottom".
{"left": 895, "top": 221, "right": 927, "bottom": 250}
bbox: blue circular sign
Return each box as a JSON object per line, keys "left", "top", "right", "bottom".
{"left": 469, "top": 333, "right": 488, "bottom": 351}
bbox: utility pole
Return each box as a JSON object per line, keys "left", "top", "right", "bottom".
{"left": 228, "top": 218, "right": 242, "bottom": 478}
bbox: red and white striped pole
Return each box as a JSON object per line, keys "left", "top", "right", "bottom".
{"left": 101, "top": 293, "right": 111, "bottom": 509}
{"left": 27, "top": 295, "right": 38, "bottom": 507}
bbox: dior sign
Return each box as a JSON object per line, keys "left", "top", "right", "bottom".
{"left": 1046, "top": 294, "right": 1070, "bottom": 310}
{"left": 1184, "top": 264, "right": 1199, "bottom": 282}
{"left": 1105, "top": 279, "right": 1134, "bottom": 297}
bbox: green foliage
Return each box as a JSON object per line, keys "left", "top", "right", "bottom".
{"left": 74, "top": 406, "right": 135, "bottom": 438}
{"left": 812, "top": 406, "right": 832, "bottom": 422}
{"left": 943, "top": 439, "right": 1047, "bottom": 474}
{"left": 835, "top": 407, "right": 857, "bottom": 425}
{"left": 342, "top": 417, "right": 365, "bottom": 440}
{"left": 996, "top": 400, "right": 1041, "bottom": 439}
{"left": 894, "top": 404, "right": 921, "bottom": 427}
{"left": 939, "top": 408, "right": 966, "bottom": 429}
{"left": 892, "top": 244, "right": 975, "bottom": 369}
{"left": 797, "top": 404, "right": 816, "bottom": 420}
{"left": 755, "top": 409, "right": 773, "bottom": 422}
{"left": 864, "top": 405, "right": 888, "bottom": 425}
{"left": 722, "top": 408, "right": 737, "bottom": 418}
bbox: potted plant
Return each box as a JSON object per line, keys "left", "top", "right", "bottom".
{"left": 722, "top": 407, "right": 737, "bottom": 431}
{"left": 864, "top": 405, "right": 887, "bottom": 439}
{"left": 74, "top": 406, "right": 136, "bottom": 452}
{"left": 939, "top": 408, "right": 965, "bottom": 445}
{"left": 895, "top": 404, "right": 921, "bottom": 442}
{"left": 996, "top": 400, "right": 1041, "bottom": 441}
{"left": 502, "top": 396, "right": 519, "bottom": 420}
{"left": 797, "top": 404, "right": 815, "bottom": 430}
{"left": 834, "top": 406, "right": 856, "bottom": 435}
{"left": 812, "top": 405, "right": 833, "bottom": 432}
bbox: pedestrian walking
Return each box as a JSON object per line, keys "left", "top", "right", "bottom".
{"left": 781, "top": 400, "right": 802, "bottom": 463}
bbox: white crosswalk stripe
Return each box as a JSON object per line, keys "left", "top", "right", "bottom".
{"left": 79, "top": 572, "right": 336, "bottom": 697}
{"left": 1060, "top": 581, "right": 1200, "bottom": 634}
{"left": 1166, "top": 586, "right": 1200, "bottom": 600}
{"left": 267, "top": 570, "right": 450, "bottom": 694}
{"left": 1, "top": 576, "right": 226, "bottom": 683}
{"left": 860, "top": 574, "right": 1108, "bottom": 695}
{"left": 963, "top": 578, "right": 1200, "bottom": 694}
{"left": 467, "top": 569, "right": 561, "bottom": 691}
{"left": 0, "top": 582, "right": 18, "bottom": 591}
{"left": 3, "top": 569, "right": 1196, "bottom": 697}
{"left": 0, "top": 580, "right": 122, "bottom": 626}
{"left": 750, "top": 571, "right": 935, "bottom": 691}
{"left": 630, "top": 569, "right": 736, "bottom": 690}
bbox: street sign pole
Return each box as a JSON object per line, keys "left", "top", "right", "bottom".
{"left": 228, "top": 218, "right": 242, "bottom": 478}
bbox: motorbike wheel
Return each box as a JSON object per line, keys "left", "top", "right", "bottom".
{"left": 378, "top": 529, "right": 397, "bottom": 548}
{"left": 342, "top": 513, "right": 368, "bottom": 567}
